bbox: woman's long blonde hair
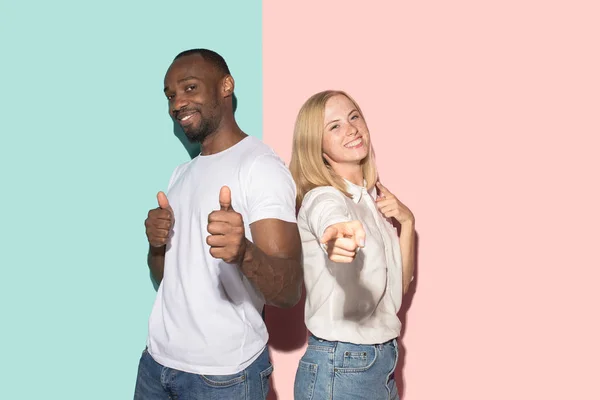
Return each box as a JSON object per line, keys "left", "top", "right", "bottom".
{"left": 289, "top": 90, "right": 378, "bottom": 208}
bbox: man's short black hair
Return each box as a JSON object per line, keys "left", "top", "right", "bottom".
{"left": 174, "top": 48, "right": 231, "bottom": 76}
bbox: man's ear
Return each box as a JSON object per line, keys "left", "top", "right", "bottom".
{"left": 222, "top": 75, "right": 234, "bottom": 98}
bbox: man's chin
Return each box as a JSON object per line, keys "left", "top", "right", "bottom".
{"left": 184, "top": 130, "right": 207, "bottom": 144}
{"left": 180, "top": 125, "right": 197, "bottom": 141}
{"left": 185, "top": 134, "right": 203, "bottom": 144}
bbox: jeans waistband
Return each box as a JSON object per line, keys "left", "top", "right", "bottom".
{"left": 308, "top": 333, "right": 397, "bottom": 349}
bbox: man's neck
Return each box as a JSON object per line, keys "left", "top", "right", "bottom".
{"left": 201, "top": 123, "right": 247, "bottom": 156}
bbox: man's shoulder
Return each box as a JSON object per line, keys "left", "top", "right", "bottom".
{"left": 175, "top": 159, "right": 193, "bottom": 170}
{"left": 170, "top": 159, "right": 193, "bottom": 179}
{"left": 240, "top": 135, "right": 278, "bottom": 158}
{"left": 237, "top": 136, "right": 287, "bottom": 170}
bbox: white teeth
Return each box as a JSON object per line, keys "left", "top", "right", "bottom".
{"left": 181, "top": 115, "right": 192, "bottom": 121}
{"left": 345, "top": 138, "right": 362, "bottom": 148}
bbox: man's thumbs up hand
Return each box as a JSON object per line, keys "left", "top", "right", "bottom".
{"left": 207, "top": 186, "right": 247, "bottom": 264}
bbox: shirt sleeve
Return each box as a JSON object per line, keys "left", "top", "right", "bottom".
{"left": 244, "top": 153, "right": 297, "bottom": 224}
{"left": 301, "top": 187, "right": 352, "bottom": 241}
{"left": 166, "top": 162, "right": 186, "bottom": 193}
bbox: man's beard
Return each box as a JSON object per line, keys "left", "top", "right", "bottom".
{"left": 184, "top": 108, "right": 221, "bottom": 144}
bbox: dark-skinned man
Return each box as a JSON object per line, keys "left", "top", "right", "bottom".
{"left": 134, "top": 49, "right": 302, "bottom": 400}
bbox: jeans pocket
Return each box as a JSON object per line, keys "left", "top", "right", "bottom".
{"left": 342, "top": 350, "right": 368, "bottom": 369}
{"left": 260, "top": 364, "right": 274, "bottom": 399}
{"left": 336, "top": 346, "right": 378, "bottom": 373}
{"left": 294, "top": 361, "right": 318, "bottom": 400}
{"left": 199, "top": 370, "right": 246, "bottom": 388}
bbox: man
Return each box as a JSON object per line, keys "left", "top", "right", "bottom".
{"left": 134, "top": 49, "right": 303, "bottom": 399}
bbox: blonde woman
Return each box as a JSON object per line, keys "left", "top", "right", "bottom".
{"left": 290, "top": 90, "right": 415, "bottom": 400}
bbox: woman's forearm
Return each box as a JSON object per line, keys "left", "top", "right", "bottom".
{"left": 399, "top": 220, "right": 415, "bottom": 295}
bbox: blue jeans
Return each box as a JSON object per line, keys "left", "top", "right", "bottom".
{"left": 294, "top": 335, "right": 400, "bottom": 400}
{"left": 134, "top": 346, "right": 273, "bottom": 400}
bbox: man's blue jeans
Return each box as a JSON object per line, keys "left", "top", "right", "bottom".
{"left": 134, "top": 346, "right": 273, "bottom": 400}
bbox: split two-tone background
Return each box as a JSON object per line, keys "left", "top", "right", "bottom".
{"left": 1, "top": 0, "right": 598, "bottom": 398}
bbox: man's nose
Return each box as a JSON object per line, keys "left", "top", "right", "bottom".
{"left": 171, "top": 95, "right": 189, "bottom": 114}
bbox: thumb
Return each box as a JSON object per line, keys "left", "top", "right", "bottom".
{"left": 347, "top": 221, "right": 367, "bottom": 247}
{"left": 219, "top": 186, "right": 233, "bottom": 211}
{"left": 157, "top": 191, "right": 172, "bottom": 211}
{"left": 321, "top": 225, "right": 339, "bottom": 244}
{"left": 354, "top": 221, "right": 367, "bottom": 247}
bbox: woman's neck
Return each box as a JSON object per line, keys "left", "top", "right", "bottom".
{"left": 335, "top": 164, "right": 364, "bottom": 186}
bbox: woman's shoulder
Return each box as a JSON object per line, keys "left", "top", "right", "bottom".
{"left": 302, "top": 186, "right": 348, "bottom": 208}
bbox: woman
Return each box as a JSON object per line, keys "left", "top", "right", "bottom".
{"left": 290, "top": 90, "right": 415, "bottom": 400}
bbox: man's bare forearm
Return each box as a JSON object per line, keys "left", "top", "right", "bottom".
{"left": 240, "top": 239, "right": 302, "bottom": 308}
{"left": 147, "top": 245, "right": 166, "bottom": 284}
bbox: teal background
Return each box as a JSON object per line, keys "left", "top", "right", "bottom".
{"left": 0, "top": 0, "right": 262, "bottom": 397}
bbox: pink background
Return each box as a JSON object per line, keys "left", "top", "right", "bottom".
{"left": 262, "top": 0, "right": 600, "bottom": 399}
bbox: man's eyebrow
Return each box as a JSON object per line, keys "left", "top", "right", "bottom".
{"left": 164, "top": 76, "right": 201, "bottom": 92}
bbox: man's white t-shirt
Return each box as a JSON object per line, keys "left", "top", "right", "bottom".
{"left": 146, "top": 136, "right": 297, "bottom": 375}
